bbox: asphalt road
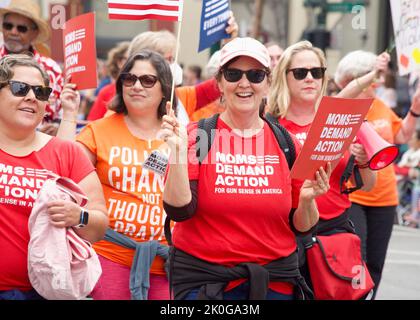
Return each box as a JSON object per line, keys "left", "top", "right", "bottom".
{"left": 376, "top": 225, "right": 420, "bottom": 300}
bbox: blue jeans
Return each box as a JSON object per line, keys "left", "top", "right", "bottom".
{"left": 183, "top": 281, "right": 294, "bottom": 300}
{"left": 0, "top": 289, "right": 44, "bottom": 300}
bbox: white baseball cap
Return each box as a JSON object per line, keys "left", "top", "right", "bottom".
{"left": 220, "top": 37, "right": 270, "bottom": 68}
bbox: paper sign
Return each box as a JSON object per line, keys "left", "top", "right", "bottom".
{"left": 290, "top": 97, "right": 374, "bottom": 180}
{"left": 390, "top": 1, "right": 420, "bottom": 75}
{"left": 198, "top": 0, "right": 231, "bottom": 52}
{"left": 63, "top": 12, "right": 97, "bottom": 90}
{"left": 143, "top": 150, "right": 169, "bottom": 176}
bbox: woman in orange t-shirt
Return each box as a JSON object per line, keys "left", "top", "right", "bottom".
{"left": 335, "top": 50, "right": 420, "bottom": 299}
{"left": 75, "top": 50, "right": 177, "bottom": 300}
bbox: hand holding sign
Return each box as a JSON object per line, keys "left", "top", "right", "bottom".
{"left": 158, "top": 102, "right": 188, "bottom": 153}
{"left": 60, "top": 76, "right": 80, "bottom": 120}
{"left": 300, "top": 163, "right": 332, "bottom": 201}
{"left": 63, "top": 12, "right": 97, "bottom": 90}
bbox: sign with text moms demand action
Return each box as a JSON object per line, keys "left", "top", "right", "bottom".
{"left": 290, "top": 97, "right": 373, "bottom": 180}
{"left": 63, "top": 12, "right": 97, "bottom": 90}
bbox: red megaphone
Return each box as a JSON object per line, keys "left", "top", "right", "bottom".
{"left": 355, "top": 121, "right": 399, "bottom": 170}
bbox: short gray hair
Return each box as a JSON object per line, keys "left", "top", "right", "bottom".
{"left": 334, "top": 50, "right": 377, "bottom": 89}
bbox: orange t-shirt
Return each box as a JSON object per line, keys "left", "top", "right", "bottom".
{"left": 349, "top": 99, "right": 402, "bottom": 207}
{"left": 176, "top": 79, "right": 223, "bottom": 121}
{"left": 76, "top": 114, "right": 170, "bottom": 275}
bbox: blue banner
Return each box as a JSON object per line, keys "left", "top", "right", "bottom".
{"left": 198, "top": 0, "right": 231, "bottom": 52}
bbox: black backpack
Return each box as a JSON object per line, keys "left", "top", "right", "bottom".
{"left": 164, "top": 113, "right": 297, "bottom": 245}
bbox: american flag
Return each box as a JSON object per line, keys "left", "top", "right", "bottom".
{"left": 107, "top": 0, "right": 184, "bottom": 22}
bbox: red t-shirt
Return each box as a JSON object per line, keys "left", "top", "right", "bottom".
{"left": 87, "top": 83, "right": 116, "bottom": 121}
{"left": 172, "top": 118, "right": 302, "bottom": 295}
{"left": 279, "top": 118, "right": 351, "bottom": 220}
{"left": 0, "top": 137, "right": 95, "bottom": 291}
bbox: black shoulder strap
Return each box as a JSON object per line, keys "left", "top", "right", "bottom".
{"left": 196, "top": 113, "right": 220, "bottom": 164}
{"left": 264, "top": 113, "right": 296, "bottom": 170}
{"left": 340, "top": 155, "right": 364, "bottom": 194}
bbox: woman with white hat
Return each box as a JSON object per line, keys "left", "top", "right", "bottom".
{"left": 161, "top": 37, "right": 331, "bottom": 300}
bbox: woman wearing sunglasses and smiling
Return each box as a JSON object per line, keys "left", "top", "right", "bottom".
{"left": 0, "top": 54, "right": 108, "bottom": 300}
{"left": 266, "top": 41, "right": 391, "bottom": 299}
{"left": 75, "top": 50, "right": 177, "bottom": 300}
{"left": 161, "top": 37, "right": 331, "bottom": 300}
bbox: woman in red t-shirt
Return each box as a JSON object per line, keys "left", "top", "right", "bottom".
{"left": 161, "top": 37, "right": 331, "bottom": 300}
{"left": 334, "top": 50, "right": 420, "bottom": 298}
{"left": 266, "top": 41, "right": 381, "bottom": 299}
{"left": 0, "top": 54, "right": 108, "bottom": 299}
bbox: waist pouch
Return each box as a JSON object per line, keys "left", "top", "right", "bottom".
{"left": 306, "top": 232, "right": 374, "bottom": 300}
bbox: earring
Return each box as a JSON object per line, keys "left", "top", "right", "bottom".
{"left": 219, "top": 94, "right": 225, "bottom": 104}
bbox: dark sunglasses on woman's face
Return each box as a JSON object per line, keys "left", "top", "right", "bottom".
{"left": 120, "top": 73, "right": 158, "bottom": 88}
{"left": 223, "top": 68, "right": 267, "bottom": 84}
{"left": 3, "top": 80, "right": 52, "bottom": 101}
{"left": 2, "top": 22, "right": 34, "bottom": 34}
{"left": 287, "top": 67, "right": 326, "bottom": 80}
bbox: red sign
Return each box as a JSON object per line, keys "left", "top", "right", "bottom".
{"left": 290, "top": 97, "right": 374, "bottom": 180}
{"left": 63, "top": 12, "right": 97, "bottom": 90}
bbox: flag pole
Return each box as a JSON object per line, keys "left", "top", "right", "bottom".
{"left": 170, "top": 3, "right": 184, "bottom": 113}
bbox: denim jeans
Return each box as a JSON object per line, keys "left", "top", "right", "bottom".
{"left": 183, "top": 281, "right": 294, "bottom": 300}
{"left": 0, "top": 289, "right": 44, "bottom": 300}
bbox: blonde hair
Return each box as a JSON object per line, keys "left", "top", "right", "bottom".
{"left": 268, "top": 41, "right": 328, "bottom": 118}
{"left": 127, "top": 30, "right": 176, "bottom": 59}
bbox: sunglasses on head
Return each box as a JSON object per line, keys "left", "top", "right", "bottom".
{"left": 287, "top": 67, "right": 326, "bottom": 80}
{"left": 223, "top": 68, "right": 268, "bottom": 84}
{"left": 120, "top": 73, "right": 158, "bottom": 88}
{"left": 2, "top": 22, "right": 34, "bottom": 34}
{"left": 3, "top": 80, "right": 52, "bottom": 101}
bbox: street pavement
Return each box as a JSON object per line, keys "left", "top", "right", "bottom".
{"left": 376, "top": 225, "right": 420, "bottom": 300}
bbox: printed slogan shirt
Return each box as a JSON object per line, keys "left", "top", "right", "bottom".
{"left": 172, "top": 118, "right": 303, "bottom": 295}
{"left": 0, "top": 138, "right": 94, "bottom": 290}
{"left": 76, "top": 114, "right": 171, "bottom": 275}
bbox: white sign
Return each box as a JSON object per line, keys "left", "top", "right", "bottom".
{"left": 390, "top": 0, "right": 420, "bottom": 75}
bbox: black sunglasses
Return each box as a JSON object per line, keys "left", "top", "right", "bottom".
{"left": 3, "top": 80, "right": 52, "bottom": 101}
{"left": 287, "top": 67, "right": 326, "bottom": 80}
{"left": 120, "top": 73, "right": 158, "bottom": 88}
{"left": 223, "top": 68, "right": 268, "bottom": 84}
{"left": 2, "top": 22, "right": 35, "bottom": 34}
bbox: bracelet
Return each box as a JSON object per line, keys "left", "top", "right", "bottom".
{"left": 357, "top": 163, "right": 370, "bottom": 169}
{"left": 409, "top": 109, "right": 420, "bottom": 118}
{"left": 355, "top": 77, "right": 368, "bottom": 93}
{"left": 61, "top": 118, "right": 77, "bottom": 123}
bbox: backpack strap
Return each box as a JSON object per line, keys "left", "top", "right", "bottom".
{"left": 264, "top": 113, "right": 296, "bottom": 170}
{"left": 196, "top": 113, "right": 220, "bottom": 164}
{"left": 340, "top": 155, "right": 364, "bottom": 194}
{"left": 165, "top": 113, "right": 296, "bottom": 246}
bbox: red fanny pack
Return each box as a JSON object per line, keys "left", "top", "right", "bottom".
{"left": 306, "top": 232, "right": 374, "bottom": 300}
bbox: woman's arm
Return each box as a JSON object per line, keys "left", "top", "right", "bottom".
{"left": 293, "top": 163, "right": 332, "bottom": 232}
{"left": 395, "top": 83, "right": 420, "bottom": 144}
{"left": 46, "top": 171, "right": 108, "bottom": 243}
{"left": 336, "top": 52, "right": 390, "bottom": 99}
{"left": 56, "top": 81, "right": 80, "bottom": 141}
{"left": 160, "top": 103, "right": 192, "bottom": 207}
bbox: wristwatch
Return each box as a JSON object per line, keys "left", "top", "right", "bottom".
{"left": 74, "top": 209, "right": 89, "bottom": 228}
